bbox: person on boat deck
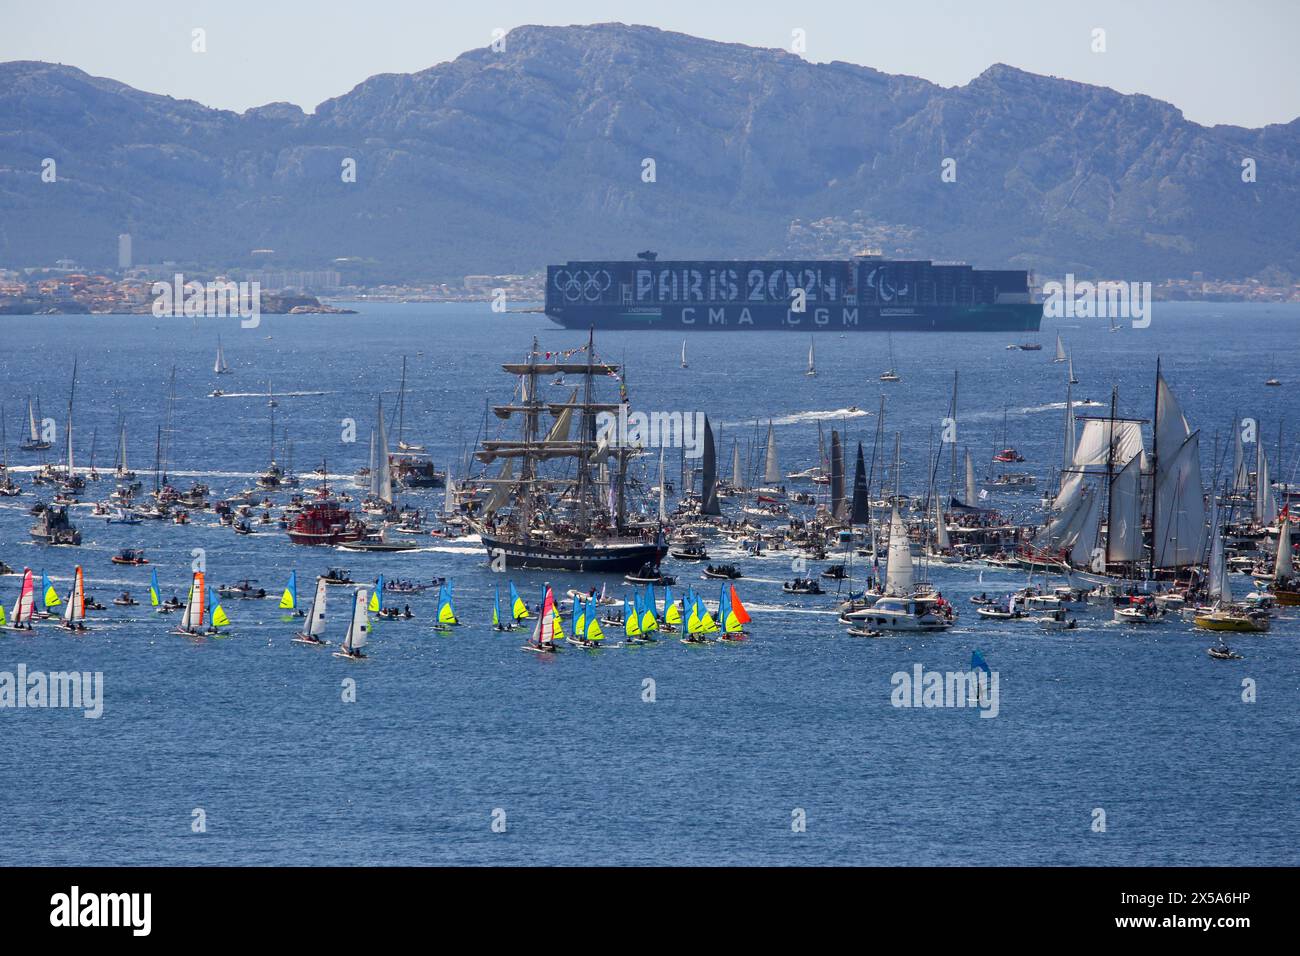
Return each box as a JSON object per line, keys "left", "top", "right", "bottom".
{"left": 403, "top": 605, "right": 412, "bottom": 619}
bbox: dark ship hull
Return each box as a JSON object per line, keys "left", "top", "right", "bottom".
{"left": 481, "top": 533, "right": 668, "bottom": 573}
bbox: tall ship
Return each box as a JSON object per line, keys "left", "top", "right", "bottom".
{"left": 546, "top": 251, "right": 1040, "bottom": 332}
{"left": 469, "top": 333, "right": 668, "bottom": 572}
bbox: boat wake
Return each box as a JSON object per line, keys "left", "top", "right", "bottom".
{"left": 964, "top": 399, "right": 1106, "bottom": 422}
{"left": 721, "top": 406, "right": 873, "bottom": 428}
{"left": 211, "top": 391, "right": 328, "bottom": 398}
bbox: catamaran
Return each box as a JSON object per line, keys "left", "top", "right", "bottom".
{"left": 4, "top": 568, "right": 36, "bottom": 630}
{"left": 523, "top": 585, "right": 560, "bottom": 653}
{"left": 293, "top": 576, "right": 330, "bottom": 645}
{"left": 333, "top": 588, "right": 371, "bottom": 660}
{"left": 58, "top": 566, "right": 89, "bottom": 632}
{"left": 173, "top": 572, "right": 215, "bottom": 636}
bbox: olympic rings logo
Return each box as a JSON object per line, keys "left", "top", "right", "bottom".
{"left": 552, "top": 269, "right": 612, "bottom": 302}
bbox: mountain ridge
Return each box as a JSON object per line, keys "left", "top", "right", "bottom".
{"left": 0, "top": 23, "right": 1295, "bottom": 282}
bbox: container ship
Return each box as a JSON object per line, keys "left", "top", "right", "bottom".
{"left": 546, "top": 252, "right": 1040, "bottom": 332}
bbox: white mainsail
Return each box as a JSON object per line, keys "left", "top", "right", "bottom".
{"left": 1153, "top": 432, "right": 1206, "bottom": 568}
{"left": 62, "top": 567, "right": 85, "bottom": 625}
{"left": 1054, "top": 333, "right": 1067, "bottom": 362}
{"left": 933, "top": 496, "right": 950, "bottom": 551}
{"left": 443, "top": 463, "right": 455, "bottom": 516}
{"left": 1255, "top": 440, "right": 1277, "bottom": 526}
{"left": 680, "top": 340, "right": 687, "bottom": 369}
{"left": 1274, "top": 517, "right": 1294, "bottom": 583}
{"left": 731, "top": 442, "right": 743, "bottom": 489}
{"left": 214, "top": 337, "right": 229, "bottom": 374}
{"left": 117, "top": 420, "right": 129, "bottom": 475}
{"left": 27, "top": 399, "right": 39, "bottom": 443}
{"left": 1054, "top": 417, "right": 1146, "bottom": 512}
{"left": 884, "top": 506, "right": 915, "bottom": 595}
{"left": 1232, "top": 420, "right": 1250, "bottom": 492}
{"left": 482, "top": 458, "right": 516, "bottom": 517}
{"left": 1107, "top": 455, "right": 1143, "bottom": 563}
{"left": 763, "top": 422, "right": 780, "bottom": 484}
{"left": 1206, "top": 498, "right": 1230, "bottom": 603}
{"left": 1069, "top": 484, "right": 1104, "bottom": 567}
{"left": 807, "top": 339, "right": 816, "bottom": 375}
{"left": 305, "top": 577, "right": 328, "bottom": 638}
{"left": 180, "top": 574, "right": 204, "bottom": 631}
{"left": 375, "top": 396, "right": 392, "bottom": 505}
{"left": 342, "top": 588, "right": 370, "bottom": 651}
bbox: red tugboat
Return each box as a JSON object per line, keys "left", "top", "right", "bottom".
{"left": 287, "top": 478, "right": 368, "bottom": 546}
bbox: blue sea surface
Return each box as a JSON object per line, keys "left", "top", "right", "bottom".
{"left": 0, "top": 301, "right": 1297, "bottom": 865}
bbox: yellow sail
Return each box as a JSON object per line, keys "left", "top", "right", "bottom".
{"left": 573, "top": 606, "right": 587, "bottom": 636}
{"left": 665, "top": 601, "right": 682, "bottom": 626}
{"left": 625, "top": 609, "right": 641, "bottom": 637}
{"left": 211, "top": 602, "right": 230, "bottom": 627}
{"left": 587, "top": 614, "right": 605, "bottom": 642}
{"left": 640, "top": 606, "right": 657, "bottom": 633}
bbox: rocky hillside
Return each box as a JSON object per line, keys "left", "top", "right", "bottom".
{"left": 0, "top": 22, "right": 1295, "bottom": 281}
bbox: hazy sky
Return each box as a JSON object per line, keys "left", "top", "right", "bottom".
{"left": 3, "top": 0, "right": 1297, "bottom": 127}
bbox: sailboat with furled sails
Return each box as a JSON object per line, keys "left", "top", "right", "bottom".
{"left": 471, "top": 333, "right": 668, "bottom": 572}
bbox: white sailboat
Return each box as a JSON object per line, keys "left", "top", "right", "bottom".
{"left": 806, "top": 338, "right": 816, "bottom": 376}
{"left": 20, "top": 397, "right": 51, "bottom": 451}
{"left": 293, "top": 577, "right": 330, "bottom": 645}
{"left": 59, "top": 566, "right": 88, "bottom": 631}
{"left": 214, "top": 336, "right": 231, "bottom": 375}
{"left": 850, "top": 505, "right": 951, "bottom": 631}
{"left": 1067, "top": 353, "right": 1078, "bottom": 385}
{"left": 680, "top": 340, "right": 688, "bottom": 369}
{"left": 333, "top": 588, "right": 370, "bottom": 659}
{"left": 1052, "top": 333, "right": 1067, "bottom": 363}
{"left": 880, "top": 333, "right": 900, "bottom": 382}
{"left": 393, "top": 356, "right": 426, "bottom": 452}
{"left": 173, "top": 571, "right": 211, "bottom": 635}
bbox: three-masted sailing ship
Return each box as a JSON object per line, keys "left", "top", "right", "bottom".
{"left": 471, "top": 333, "right": 668, "bottom": 572}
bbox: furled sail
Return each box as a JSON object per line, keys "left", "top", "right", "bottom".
{"left": 829, "top": 430, "right": 845, "bottom": 518}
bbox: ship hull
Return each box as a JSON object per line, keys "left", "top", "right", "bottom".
{"left": 546, "top": 302, "right": 1041, "bottom": 332}
{"left": 481, "top": 534, "right": 668, "bottom": 573}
